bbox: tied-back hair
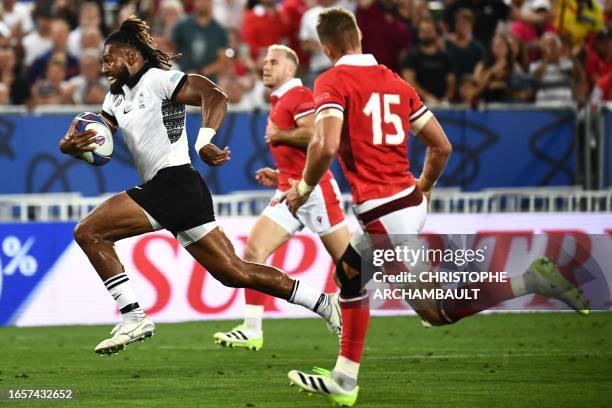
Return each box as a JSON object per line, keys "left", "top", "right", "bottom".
{"left": 105, "top": 16, "right": 178, "bottom": 70}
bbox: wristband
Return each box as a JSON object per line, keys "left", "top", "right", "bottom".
{"left": 297, "top": 179, "right": 315, "bottom": 196}
{"left": 195, "top": 127, "right": 216, "bottom": 153}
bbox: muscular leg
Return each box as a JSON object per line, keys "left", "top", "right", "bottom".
{"left": 73, "top": 192, "right": 153, "bottom": 281}
{"left": 185, "top": 227, "right": 340, "bottom": 328}
{"left": 75, "top": 192, "right": 156, "bottom": 354}
{"left": 243, "top": 215, "right": 291, "bottom": 263}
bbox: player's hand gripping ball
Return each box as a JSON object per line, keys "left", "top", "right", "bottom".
{"left": 72, "top": 112, "right": 113, "bottom": 166}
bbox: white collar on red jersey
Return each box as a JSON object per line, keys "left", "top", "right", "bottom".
{"left": 271, "top": 78, "right": 303, "bottom": 99}
{"left": 335, "top": 54, "right": 378, "bottom": 67}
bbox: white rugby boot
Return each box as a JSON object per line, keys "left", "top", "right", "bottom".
{"left": 95, "top": 317, "right": 155, "bottom": 355}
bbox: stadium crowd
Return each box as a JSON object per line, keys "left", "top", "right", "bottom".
{"left": 0, "top": 0, "right": 610, "bottom": 109}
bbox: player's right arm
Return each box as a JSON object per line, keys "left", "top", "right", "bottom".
{"left": 58, "top": 118, "right": 98, "bottom": 156}
{"left": 412, "top": 113, "right": 452, "bottom": 201}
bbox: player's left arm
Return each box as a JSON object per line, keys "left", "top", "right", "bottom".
{"left": 174, "top": 74, "right": 230, "bottom": 166}
{"left": 265, "top": 114, "right": 314, "bottom": 148}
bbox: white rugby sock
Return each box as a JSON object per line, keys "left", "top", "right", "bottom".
{"left": 104, "top": 273, "right": 145, "bottom": 323}
{"left": 244, "top": 305, "right": 264, "bottom": 333}
{"left": 332, "top": 356, "right": 360, "bottom": 390}
{"left": 288, "top": 280, "right": 330, "bottom": 319}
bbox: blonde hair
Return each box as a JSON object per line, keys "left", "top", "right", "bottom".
{"left": 267, "top": 44, "right": 299, "bottom": 67}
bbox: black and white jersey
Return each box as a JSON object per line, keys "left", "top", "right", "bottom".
{"left": 101, "top": 66, "right": 189, "bottom": 182}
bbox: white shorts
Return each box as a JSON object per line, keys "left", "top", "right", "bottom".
{"left": 349, "top": 186, "right": 428, "bottom": 256}
{"left": 263, "top": 178, "right": 346, "bottom": 236}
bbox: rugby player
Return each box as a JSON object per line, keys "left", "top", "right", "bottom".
{"left": 213, "top": 45, "right": 350, "bottom": 351}
{"left": 58, "top": 17, "right": 341, "bottom": 355}
{"left": 282, "top": 8, "right": 588, "bottom": 406}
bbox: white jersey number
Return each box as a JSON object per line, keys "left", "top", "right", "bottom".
{"left": 363, "top": 93, "right": 405, "bottom": 145}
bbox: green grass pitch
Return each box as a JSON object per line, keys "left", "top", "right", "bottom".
{"left": 1, "top": 313, "right": 611, "bottom": 407}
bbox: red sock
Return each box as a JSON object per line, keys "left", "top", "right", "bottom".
{"left": 339, "top": 294, "right": 370, "bottom": 363}
{"left": 244, "top": 288, "right": 267, "bottom": 306}
{"left": 441, "top": 280, "right": 515, "bottom": 322}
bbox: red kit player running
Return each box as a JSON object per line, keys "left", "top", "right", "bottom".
{"left": 213, "top": 45, "right": 349, "bottom": 350}
{"left": 283, "top": 8, "right": 588, "bottom": 407}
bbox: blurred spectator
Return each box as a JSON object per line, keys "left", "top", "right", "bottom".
{"left": 457, "top": 74, "right": 479, "bottom": 106}
{"left": 213, "top": 0, "right": 246, "bottom": 31}
{"left": 554, "top": 0, "right": 605, "bottom": 46}
{"left": 32, "top": 57, "right": 72, "bottom": 105}
{"left": 22, "top": 5, "right": 54, "bottom": 68}
{"left": 0, "top": 44, "right": 30, "bottom": 104}
{"left": 472, "top": 34, "right": 517, "bottom": 103}
{"left": 1, "top": 0, "right": 34, "bottom": 39}
{"left": 80, "top": 26, "right": 103, "bottom": 52}
{"left": 590, "top": 71, "right": 612, "bottom": 104}
{"left": 67, "top": 1, "right": 103, "bottom": 57}
{"left": 171, "top": 0, "right": 229, "bottom": 79}
{"left": 357, "top": 0, "right": 412, "bottom": 73}
{"left": 445, "top": 8, "right": 485, "bottom": 85}
{"left": 52, "top": 0, "right": 79, "bottom": 29}
{"left": 241, "top": 0, "right": 290, "bottom": 62}
{"left": 508, "top": 33, "right": 529, "bottom": 72}
{"left": 0, "top": 20, "right": 8, "bottom": 47}
{"left": 529, "top": 32, "right": 586, "bottom": 105}
{"left": 510, "top": 0, "right": 556, "bottom": 62}
{"left": 65, "top": 49, "right": 109, "bottom": 105}
{"left": 27, "top": 19, "right": 79, "bottom": 85}
{"left": 396, "top": 0, "right": 422, "bottom": 44}
{"left": 444, "top": 0, "right": 511, "bottom": 47}
{"left": 585, "top": 29, "right": 612, "bottom": 88}
{"left": 401, "top": 18, "right": 455, "bottom": 104}
{"left": 300, "top": 0, "right": 354, "bottom": 87}
{"left": 154, "top": 0, "right": 185, "bottom": 37}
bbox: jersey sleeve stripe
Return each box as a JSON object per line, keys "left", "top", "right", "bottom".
{"left": 100, "top": 110, "right": 118, "bottom": 127}
{"left": 409, "top": 105, "right": 429, "bottom": 122}
{"left": 293, "top": 108, "right": 315, "bottom": 121}
{"left": 170, "top": 74, "right": 188, "bottom": 101}
{"left": 315, "top": 103, "right": 344, "bottom": 116}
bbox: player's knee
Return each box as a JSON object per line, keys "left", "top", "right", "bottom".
{"left": 73, "top": 220, "right": 96, "bottom": 247}
{"left": 336, "top": 245, "right": 363, "bottom": 299}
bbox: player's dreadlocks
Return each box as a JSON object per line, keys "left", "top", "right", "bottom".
{"left": 105, "top": 16, "right": 177, "bottom": 70}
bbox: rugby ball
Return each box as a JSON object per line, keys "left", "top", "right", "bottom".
{"left": 73, "top": 112, "right": 113, "bottom": 166}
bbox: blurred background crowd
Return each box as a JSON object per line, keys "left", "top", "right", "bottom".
{"left": 0, "top": 0, "right": 610, "bottom": 109}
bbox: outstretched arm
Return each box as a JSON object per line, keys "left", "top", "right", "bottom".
{"left": 174, "top": 74, "right": 230, "bottom": 166}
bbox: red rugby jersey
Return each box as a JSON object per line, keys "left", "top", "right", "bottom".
{"left": 313, "top": 54, "right": 428, "bottom": 204}
{"left": 269, "top": 78, "right": 333, "bottom": 191}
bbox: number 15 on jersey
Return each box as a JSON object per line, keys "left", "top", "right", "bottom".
{"left": 363, "top": 93, "right": 406, "bottom": 145}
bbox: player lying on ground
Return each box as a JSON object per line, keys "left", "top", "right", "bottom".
{"left": 281, "top": 8, "right": 588, "bottom": 407}
{"left": 58, "top": 16, "right": 341, "bottom": 356}
{"left": 213, "top": 45, "right": 350, "bottom": 351}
